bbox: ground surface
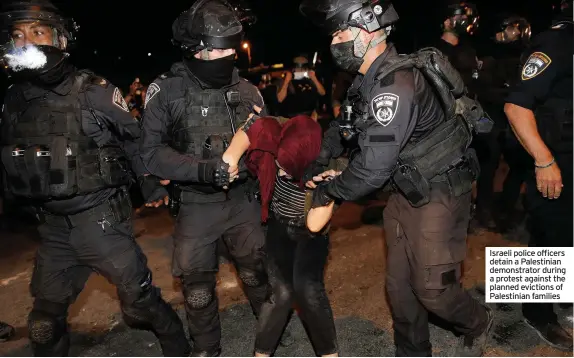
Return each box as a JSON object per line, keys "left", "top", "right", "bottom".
{"left": 0, "top": 165, "right": 572, "bottom": 356}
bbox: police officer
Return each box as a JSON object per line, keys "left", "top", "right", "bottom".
{"left": 300, "top": 0, "right": 493, "bottom": 356}
{"left": 0, "top": 1, "right": 189, "bottom": 356}
{"left": 140, "top": 1, "right": 270, "bottom": 355}
{"left": 503, "top": 0, "right": 573, "bottom": 351}
{"left": 435, "top": 2, "right": 480, "bottom": 92}
{"left": 491, "top": 16, "right": 533, "bottom": 231}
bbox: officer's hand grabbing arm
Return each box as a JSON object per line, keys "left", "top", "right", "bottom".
{"left": 312, "top": 78, "right": 418, "bottom": 205}
{"left": 303, "top": 120, "right": 345, "bottom": 186}
{"left": 84, "top": 82, "right": 147, "bottom": 178}
{"left": 504, "top": 46, "right": 563, "bottom": 199}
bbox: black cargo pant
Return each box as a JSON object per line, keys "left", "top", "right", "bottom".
{"left": 383, "top": 183, "right": 489, "bottom": 356}
{"left": 30, "top": 193, "right": 188, "bottom": 356}
{"left": 522, "top": 154, "right": 573, "bottom": 324}
{"left": 173, "top": 195, "right": 268, "bottom": 353}
{"left": 473, "top": 128, "right": 502, "bottom": 218}
{"left": 255, "top": 216, "right": 338, "bottom": 356}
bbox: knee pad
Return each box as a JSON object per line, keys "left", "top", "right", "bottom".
{"left": 235, "top": 254, "right": 266, "bottom": 288}
{"left": 182, "top": 273, "right": 216, "bottom": 310}
{"left": 28, "top": 310, "right": 66, "bottom": 346}
{"left": 238, "top": 269, "right": 263, "bottom": 287}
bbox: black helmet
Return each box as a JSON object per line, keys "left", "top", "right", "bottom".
{"left": 0, "top": 0, "right": 78, "bottom": 77}
{"left": 172, "top": 0, "right": 243, "bottom": 54}
{"left": 299, "top": 0, "right": 399, "bottom": 35}
{"left": 495, "top": 16, "right": 531, "bottom": 45}
{"left": 442, "top": 2, "right": 479, "bottom": 35}
{"left": 0, "top": 0, "right": 78, "bottom": 45}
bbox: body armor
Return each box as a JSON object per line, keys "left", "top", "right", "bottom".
{"left": 1, "top": 71, "right": 131, "bottom": 200}
{"left": 535, "top": 23, "right": 573, "bottom": 155}
{"left": 167, "top": 72, "right": 241, "bottom": 195}
{"left": 373, "top": 47, "right": 488, "bottom": 207}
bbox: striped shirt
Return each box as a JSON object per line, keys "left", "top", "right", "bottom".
{"left": 271, "top": 173, "right": 306, "bottom": 219}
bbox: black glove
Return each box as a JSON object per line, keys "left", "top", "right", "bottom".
{"left": 311, "top": 183, "right": 335, "bottom": 209}
{"left": 138, "top": 175, "right": 168, "bottom": 204}
{"left": 302, "top": 161, "right": 326, "bottom": 185}
{"left": 198, "top": 159, "right": 231, "bottom": 187}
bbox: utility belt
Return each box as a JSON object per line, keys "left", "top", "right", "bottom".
{"left": 38, "top": 189, "right": 132, "bottom": 229}
{"left": 392, "top": 149, "right": 479, "bottom": 207}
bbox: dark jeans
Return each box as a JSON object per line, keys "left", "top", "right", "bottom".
{"left": 383, "top": 184, "right": 488, "bottom": 356}
{"left": 522, "top": 154, "right": 573, "bottom": 324}
{"left": 30, "top": 195, "right": 187, "bottom": 356}
{"left": 173, "top": 196, "right": 268, "bottom": 353}
{"left": 255, "top": 216, "right": 338, "bottom": 356}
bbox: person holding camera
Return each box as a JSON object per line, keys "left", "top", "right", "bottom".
{"left": 277, "top": 55, "right": 326, "bottom": 118}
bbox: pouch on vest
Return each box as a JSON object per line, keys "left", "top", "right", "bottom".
{"left": 392, "top": 163, "right": 431, "bottom": 207}
{"left": 98, "top": 146, "right": 131, "bottom": 187}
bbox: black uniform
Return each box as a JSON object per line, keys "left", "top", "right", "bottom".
{"left": 318, "top": 43, "right": 491, "bottom": 357}
{"left": 505, "top": 20, "right": 573, "bottom": 344}
{"left": 1, "top": 71, "right": 188, "bottom": 356}
{"left": 141, "top": 62, "right": 269, "bottom": 354}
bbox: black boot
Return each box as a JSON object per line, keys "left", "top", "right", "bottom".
{"left": 191, "top": 346, "right": 221, "bottom": 357}
{"left": 0, "top": 321, "right": 15, "bottom": 342}
{"left": 523, "top": 319, "right": 573, "bottom": 352}
{"left": 456, "top": 305, "right": 494, "bottom": 357}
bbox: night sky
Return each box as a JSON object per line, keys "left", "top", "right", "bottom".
{"left": 0, "top": 0, "right": 560, "bottom": 91}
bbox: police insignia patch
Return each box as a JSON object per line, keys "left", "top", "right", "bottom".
{"left": 144, "top": 83, "right": 161, "bottom": 109}
{"left": 112, "top": 87, "right": 130, "bottom": 112}
{"left": 521, "top": 52, "right": 552, "bottom": 80}
{"left": 371, "top": 93, "right": 399, "bottom": 126}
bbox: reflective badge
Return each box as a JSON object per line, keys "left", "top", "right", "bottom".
{"left": 112, "top": 87, "right": 130, "bottom": 112}
{"left": 371, "top": 93, "right": 399, "bottom": 127}
{"left": 521, "top": 52, "right": 552, "bottom": 80}
{"left": 144, "top": 83, "right": 160, "bottom": 109}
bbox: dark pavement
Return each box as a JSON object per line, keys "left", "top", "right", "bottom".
{"left": 3, "top": 287, "right": 572, "bottom": 357}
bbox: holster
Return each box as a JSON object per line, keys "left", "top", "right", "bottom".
{"left": 392, "top": 164, "right": 432, "bottom": 207}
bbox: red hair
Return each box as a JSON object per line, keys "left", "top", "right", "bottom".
{"left": 277, "top": 115, "right": 323, "bottom": 183}
{"left": 244, "top": 115, "right": 322, "bottom": 222}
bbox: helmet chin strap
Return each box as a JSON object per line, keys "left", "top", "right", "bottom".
{"left": 349, "top": 26, "right": 388, "bottom": 59}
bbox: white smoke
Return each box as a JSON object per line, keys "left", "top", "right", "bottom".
{"left": 3, "top": 44, "right": 47, "bottom": 72}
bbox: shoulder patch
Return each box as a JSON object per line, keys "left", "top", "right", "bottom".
{"left": 112, "top": 87, "right": 130, "bottom": 112}
{"left": 521, "top": 52, "right": 552, "bottom": 80}
{"left": 371, "top": 93, "right": 399, "bottom": 127}
{"left": 144, "top": 83, "right": 161, "bottom": 109}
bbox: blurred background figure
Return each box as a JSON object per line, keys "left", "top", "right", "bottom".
{"left": 124, "top": 77, "right": 147, "bottom": 120}
{"left": 276, "top": 54, "right": 326, "bottom": 118}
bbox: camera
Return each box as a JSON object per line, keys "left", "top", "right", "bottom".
{"left": 293, "top": 70, "right": 309, "bottom": 80}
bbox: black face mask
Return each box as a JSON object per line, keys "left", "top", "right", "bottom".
{"left": 330, "top": 41, "right": 363, "bottom": 73}
{"left": 184, "top": 54, "right": 236, "bottom": 88}
{"left": 34, "top": 58, "right": 75, "bottom": 86}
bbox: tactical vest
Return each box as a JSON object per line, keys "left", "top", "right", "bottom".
{"left": 373, "top": 47, "right": 489, "bottom": 206}
{"left": 169, "top": 77, "right": 242, "bottom": 194}
{"left": 1, "top": 72, "right": 131, "bottom": 200}
{"left": 535, "top": 23, "right": 573, "bottom": 155}
{"left": 537, "top": 98, "right": 573, "bottom": 155}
